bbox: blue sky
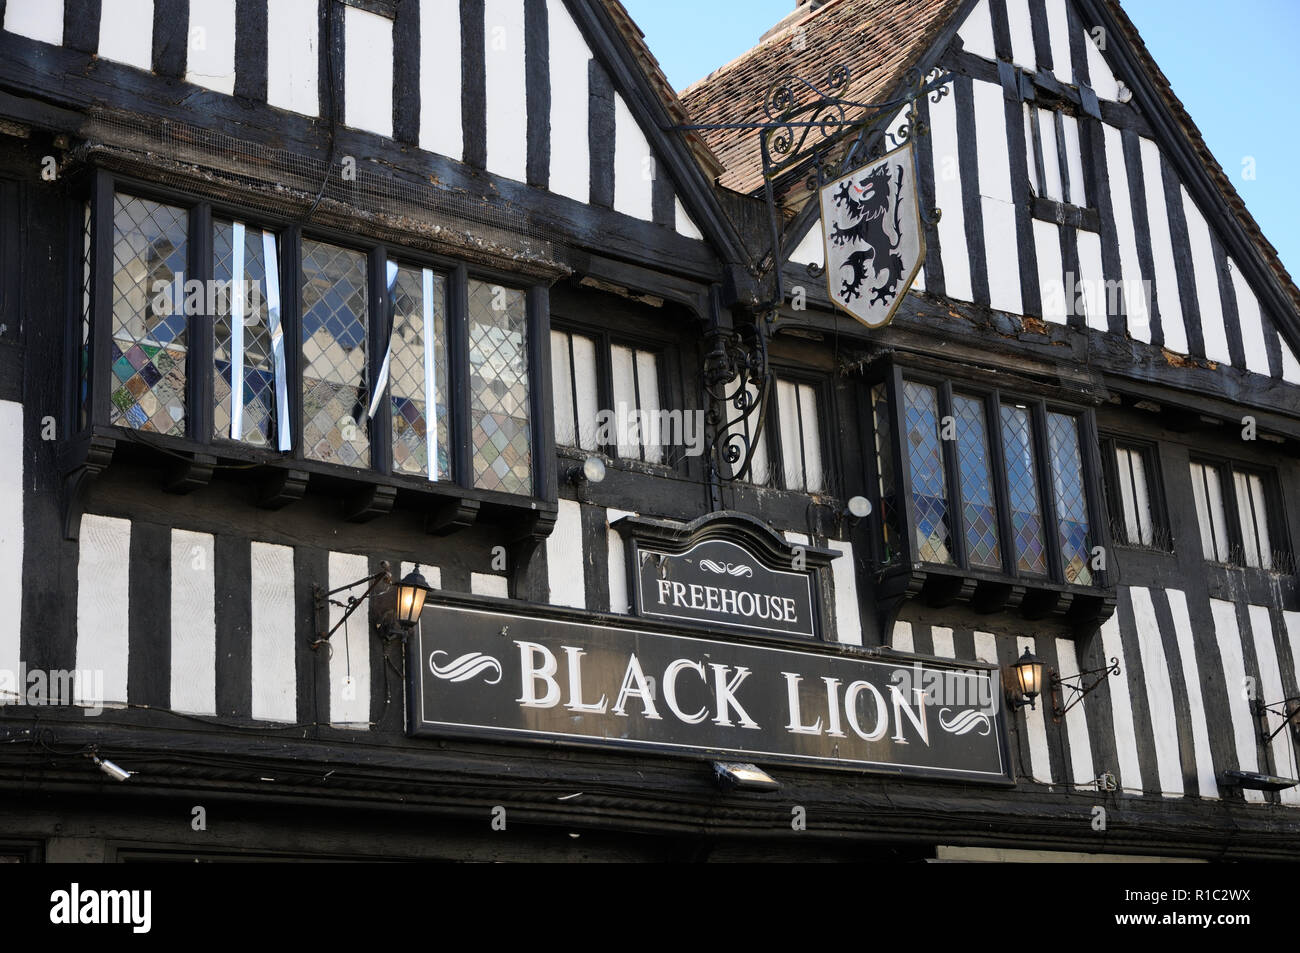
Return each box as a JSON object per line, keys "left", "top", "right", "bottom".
{"left": 623, "top": 0, "right": 1300, "bottom": 278}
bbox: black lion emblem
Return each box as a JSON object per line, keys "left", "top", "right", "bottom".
{"left": 830, "top": 162, "right": 906, "bottom": 307}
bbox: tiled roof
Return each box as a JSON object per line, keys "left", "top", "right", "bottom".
{"left": 677, "top": 0, "right": 960, "bottom": 195}
{"left": 672, "top": 0, "right": 1298, "bottom": 321}
{"left": 602, "top": 0, "right": 727, "bottom": 182}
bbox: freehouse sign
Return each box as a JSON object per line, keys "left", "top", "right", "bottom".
{"left": 614, "top": 511, "right": 834, "bottom": 640}
{"left": 408, "top": 603, "right": 1009, "bottom": 782}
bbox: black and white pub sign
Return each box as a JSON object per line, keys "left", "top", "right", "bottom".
{"left": 614, "top": 511, "right": 836, "bottom": 640}
{"left": 820, "top": 141, "right": 925, "bottom": 329}
{"left": 407, "top": 603, "right": 1010, "bottom": 783}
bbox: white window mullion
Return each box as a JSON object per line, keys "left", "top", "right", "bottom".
{"left": 421, "top": 268, "right": 438, "bottom": 481}
{"left": 262, "top": 230, "right": 290, "bottom": 452}
{"left": 229, "top": 222, "right": 247, "bottom": 441}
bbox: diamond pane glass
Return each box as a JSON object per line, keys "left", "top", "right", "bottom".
{"left": 213, "top": 221, "right": 276, "bottom": 446}
{"left": 1049, "top": 412, "right": 1092, "bottom": 585}
{"left": 388, "top": 266, "right": 450, "bottom": 479}
{"left": 1001, "top": 404, "right": 1047, "bottom": 574}
{"left": 109, "top": 195, "right": 189, "bottom": 435}
{"left": 301, "top": 239, "right": 369, "bottom": 466}
{"left": 903, "top": 381, "right": 952, "bottom": 564}
{"left": 469, "top": 279, "right": 531, "bottom": 494}
{"left": 954, "top": 394, "right": 1001, "bottom": 569}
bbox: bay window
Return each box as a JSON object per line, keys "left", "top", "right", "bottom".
{"left": 74, "top": 172, "right": 549, "bottom": 525}
{"left": 868, "top": 363, "right": 1112, "bottom": 624}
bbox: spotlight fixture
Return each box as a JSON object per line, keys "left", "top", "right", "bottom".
{"left": 712, "top": 761, "right": 780, "bottom": 792}
{"left": 90, "top": 755, "right": 132, "bottom": 782}
{"left": 846, "top": 495, "right": 872, "bottom": 519}
{"left": 567, "top": 455, "right": 606, "bottom": 486}
{"left": 1220, "top": 770, "right": 1298, "bottom": 793}
{"left": 1007, "top": 648, "right": 1045, "bottom": 711}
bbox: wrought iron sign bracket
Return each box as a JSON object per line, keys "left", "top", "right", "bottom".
{"left": 1251, "top": 695, "right": 1300, "bottom": 744}
{"left": 312, "top": 561, "right": 393, "bottom": 651}
{"left": 1050, "top": 656, "right": 1121, "bottom": 723}
{"left": 670, "top": 65, "right": 953, "bottom": 494}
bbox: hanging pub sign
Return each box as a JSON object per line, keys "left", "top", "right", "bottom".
{"left": 612, "top": 511, "right": 837, "bottom": 641}
{"left": 819, "top": 141, "right": 925, "bottom": 329}
{"left": 407, "top": 601, "right": 1010, "bottom": 783}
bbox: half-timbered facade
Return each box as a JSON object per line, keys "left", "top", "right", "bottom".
{"left": 0, "top": 0, "right": 1298, "bottom": 861}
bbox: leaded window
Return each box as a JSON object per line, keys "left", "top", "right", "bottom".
{"left": 387, "top": 264, "right": 449, "bottom": 480}
{"left": 81, "top": 178, "right": 545, "bottom": 511}
{"left": 469, "top": 279, "right": 531, "bottom": 494}
{"left": 109, "top": 194, "right": 188, "bottom": 435}
{"left": 870, "top": 369, "right": 1104, "bottom": 591}
{"left": 213, "top": 220, "right": 281, "bottom": 447}
{"left": 1047, "top": 412, "right": 1091, "bottom": 585}
{"left": 302, "top": 239, "right": 370, "bottom": 467}
{"left": 904, "top": 381, "right": 951, "bottom": 564}
{"left": 954, "top": 394, "right": 1000, "bottom": 569}
{"left": 1001, "top": 404, "right": 1047, "bottom": 575}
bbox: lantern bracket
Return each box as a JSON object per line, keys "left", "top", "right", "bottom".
{"left": 1250, "top": 695, "right": 1300, "bottom": 744}
{"left": 312, "top": 561, "right": 393, "bottom": 651}
{"left": 1051, "top": 656, "right": 1121, "bottom": 722}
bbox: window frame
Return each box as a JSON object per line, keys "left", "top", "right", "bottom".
{"left": 549, "top": 318, "right": 673, "bottom": 468}
{"left": 768, "top": 370, "right": 831, "bottom": 494}
{"left": 1188, "top": 455, "right": 1292, "bottom": 573}
{"left": 727, "top": 368, "right": 834, "bottom": 495}
{"left": 1020, "top": 87, "right": 1100, "bottom": 233}
{"left": 1099, "top": 436, "right": 1173, "bottom": 552}
{"left": 868, "top": 362, "right": 1110, "bottom": 591}
{"left": 73, "top": 169, "right": 554, "bottom": 510}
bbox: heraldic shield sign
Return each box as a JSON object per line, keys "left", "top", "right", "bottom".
{"left": 819, "top": 141, "right": 926, "bottom": 329}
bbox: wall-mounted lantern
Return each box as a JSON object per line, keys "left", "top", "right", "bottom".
{"left": 1007, "top": 648, "right": 1045, "bottom": 711}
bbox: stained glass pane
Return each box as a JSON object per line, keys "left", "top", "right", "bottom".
{"left": 872, "top": 383, "right": 899, "bottom": 563}
{"left": 1048, "top": 412, "right": 1092, "bottom": 585}
{"left": 301, "top": 239, "right": 369, "bottom": 466}
{"left": 213, "top": 221, "right": 276, "bottom": 446}
{"left": 388, "top": 266, "right": 449, "bottom": 479}
{"left": 1001, "top": 404, "right": 1047, "bottom": 575}
{"left": 109, "top": 195, "right": 189, "bottom": 435}
{"left": 469, "top": 279, "right": 531, "bottom": 494}
{"left": 903, "top": 381, "right": 952, "bottom": 564}
{"left": 954, "top": 394, "right": 1001, "bottom": 569}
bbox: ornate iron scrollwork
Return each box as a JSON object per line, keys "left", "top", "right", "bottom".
{"left": 672, "top": 64, "right": 953, "bottom": 495}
